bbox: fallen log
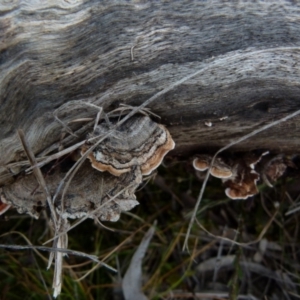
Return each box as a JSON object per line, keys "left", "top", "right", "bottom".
{"left": 1, "top": 1, "right": 300, "bottom": 186}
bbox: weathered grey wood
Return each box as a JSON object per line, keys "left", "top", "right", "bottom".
{"left": 1, "top": 1, "right": 300, "bottom": 185}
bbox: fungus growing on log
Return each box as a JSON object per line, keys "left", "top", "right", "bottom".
{"left": 193, "top": 156, "right": 232, "bottom": 179}
{"left": 193, "top": 153, "right": 267, "bottom": 200}
{"left": 81, "top": 115, "right": 175, "bottom": 176}
{"left": 0, "top": 115, "right": 175, "bottom": 221}
{"left": 0, "top": 161, "right": 142, "bottom": 222}
{"left": 224, "top": 169, "right": 260, "bottom": 200}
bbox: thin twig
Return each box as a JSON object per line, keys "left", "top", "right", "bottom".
{"left": 94, "top": 218, "right": 116, "bottom": 232}
{"left": 0, "top": 244, "right": 116, "bottom": 272}
{"left": 183, "top": 108, "right": 300, "bottom": 251}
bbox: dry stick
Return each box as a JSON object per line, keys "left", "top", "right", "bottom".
{"left": 17, "top": 129, "right": 58, "bottom": 225}
{"left": 52, "top": 227, "right": 66, "bottom": 298}
{"left": 0, "top": 244, "right": 116, "bottom": 271}
{"left": 183, "top": 108, "right": 300, "bottom": 251}
{"left": 17, "top": 130, "right": 63, "bottom": 290}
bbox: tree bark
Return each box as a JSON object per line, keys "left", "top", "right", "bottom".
{"left": 1, "top": 1, "right": 300, "bottom": 185}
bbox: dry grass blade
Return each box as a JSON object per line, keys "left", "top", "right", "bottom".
{"left": 52, "top": 234, "right": 64, "bottom": 297}
{"left": 122, "top": 222, "right": 156, "bottom": 300}
{"left": 68, "top": 118, "right": 94, "bottom": 123}
{"left": 76, "top": 223, "right": 149, "bottom": 282}
{"left": 51, "top": 219, "right": 69, "bottom": 298}
{"left": 53, "top": 113, "right": 77, "bottom": 137}
{"left": 95, "top": 218, "right": 116, "bottom": 232}
{"left": 0, "top": 230, "right": 49, "bottom": 263}
{"left": 108, "top": 104, "right": 161, "bottom": 119}
{"left": 165, "top": 292, "right": 259, "bottom": 299}
{"left": 285, "top": 205, "right": 300, "bottom": 216}
{"left": 30, "top": 250, "right": 52, "bottom": 300}
{"left": 183, "top": 108, "right": 300, "bottom": 251}
{"left": 25, "top": 140, "right": 86, "bottom": 173}
{"left": 0, "top": 243, "right": 116, "bottom": 271}
{"left": 285, "top": 192, "right": 300, "bottom": 216}
{"left": 194, "top": 203, "right": 279, "bottom": 247}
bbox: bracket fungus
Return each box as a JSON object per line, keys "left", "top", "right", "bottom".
{"left": 224, "top": 168, "right": 260, "bottom": 200}
{"left": 193, "top": 153, "right": 267, "bottom": 200}
{"left": 0, "top": 161, "right": 142, "bottom": 222}
{"left": 0, "top": 114, "right": 175, "bottom": 221}
{"left": 193, "top": 155, "right": 232, "bottom": 179}
{"left": 81, "top": 115, "right": 175, "bottom": 176}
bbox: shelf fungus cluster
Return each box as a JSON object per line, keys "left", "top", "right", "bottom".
{"left": 193, "top": 152, "right": 269, "bottom": 200}
{"left": 81, "top": 115, "right": 175, "bottom": 176}
{"left": 0, "top": 115, "right": 175, "bottom": 221}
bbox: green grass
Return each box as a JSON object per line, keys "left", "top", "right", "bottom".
{"left": 0, "top": 162, "right": 299, "bottom": 299}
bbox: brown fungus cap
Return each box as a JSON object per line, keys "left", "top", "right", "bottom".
{"left": 193, "top": 156, "right": 233, "bottom": 179}
{"left": 224, "top": 170, "right": 259, "bottom": 200}
{"left": 210, "top": 165, "right": 233, "bottom": 179}
{"left": 193, "top": 153, "right": 262, "bottom": 200}
{"left": 82, "top": 115, "right": 175, "bottom": 176}
{"left": 140, "top": 124, "right": 175, "bottom": 175}
{"left": 81, "top": 145, "right": 131, "bottom": 176}
{"left": 193, "top": 157, "right": 209, "bottom": 171}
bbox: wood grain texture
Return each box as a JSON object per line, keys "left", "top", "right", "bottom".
{"left": 1, "top": 1, "right": 300, "bottom": 185}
